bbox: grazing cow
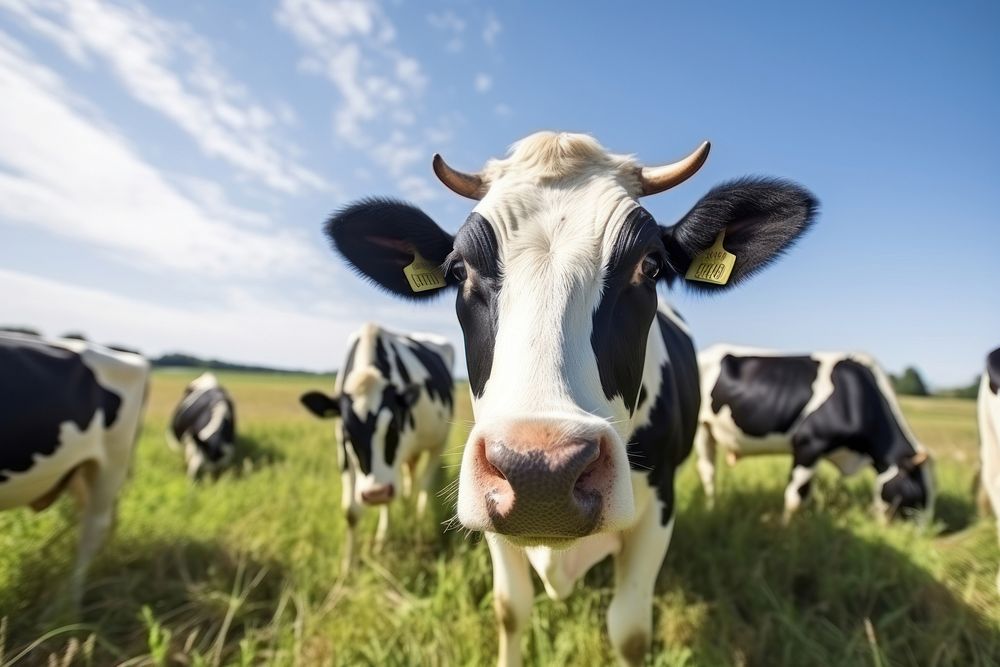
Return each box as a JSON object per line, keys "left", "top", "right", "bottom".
{"left": 696, "top": 345, "right": 934, "bottom": 522}
{"left": 978, "top": 347, "right": 1000, "bottom": 591}
{"left": 321, "top": 131, "right": 818, "bottom": 665}
{"left": 0, "top": 332, "right": 149, "bottom": 606}
{"left": 168, "top": 372, "right": 236, "bottom": 479}
{"left": 300, "top": 323, "right": 454, "bottom": 568}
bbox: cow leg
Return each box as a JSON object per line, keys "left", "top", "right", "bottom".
{"left": 374, "top": 505, "right": 390, "bottom": 552}
{"left": 341, "top": 466, "right": 360, "bottom": 575}
{"left": 69, "top": 464, "right": 118, "bottom": 608}
{"left": 607, "top": 495, "right": 674, "bottom": 666}
{"left": 486, "top": 532, "right": 533, "bottom": 667}
{"left": 415, "top": 445, "right": 442, "bottom": 519}
{"left": 693, "top": 424, "right": 717, "bottom": 506}
{"left": 401, "top": 458, "right": 415, "bottom": 499}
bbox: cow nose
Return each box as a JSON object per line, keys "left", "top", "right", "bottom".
{"left": 481, "top": 436, "right": 607, "bottom": 539}
{"left": 361, "top": 483, "right": 395, "bottom": 505}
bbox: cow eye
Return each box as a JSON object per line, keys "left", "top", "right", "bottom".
{"left": 640, "top": 255, "right": 661, "bottom": 280}
{"left": 450, "top": 260, "right": 468, "bottom": 282}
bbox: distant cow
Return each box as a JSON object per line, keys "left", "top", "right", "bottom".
{"left": 300, "top": 323, "right": 454, "bottom": 569}
{"left": 978, "top": 347, "right": 1000, "bottom": 591}
{"left": 168, "top": 372, "right": 236, "bottom": 479}
{"left": 322, "top": 131, "right": 817, "bottom": 664}
{"left": 696, "top": 345, "right": 934, "bottom": 522}
{"left": 0, "top": 332, "right": 149, "bottom": 606}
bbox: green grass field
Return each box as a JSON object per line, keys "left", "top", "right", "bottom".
{"left": 1, "top": 371, "right": 998, "bottom": 666}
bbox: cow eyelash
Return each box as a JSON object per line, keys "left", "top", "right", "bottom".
{"left": 639, "top": 253, "right": 665, "bottom": 281}
{"left": 444, "top": 256, "right": 468, "bottom": 282}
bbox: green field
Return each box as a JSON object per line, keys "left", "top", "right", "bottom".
{"left": 1, "top": 371, "right": 998, "bottom": 666}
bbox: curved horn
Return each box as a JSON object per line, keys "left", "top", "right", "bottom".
{"left": 432, "top": 153, "right": 486, "bottom": 200}
{"left": 639, "top": 140, "right": 711, "bottom": 196}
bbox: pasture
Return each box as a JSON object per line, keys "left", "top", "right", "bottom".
{"left": 1, "top": 370, "right": 998, "bottom": 666}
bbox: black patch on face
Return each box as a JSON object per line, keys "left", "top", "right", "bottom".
{"left": 710, "top": 355, "right": 820, "bottom": 437}
{"left": 450, "top": 213, "right": 501, "bottom": 398}
{"left": 627, "top": 310, "right": 700, "bottom": 524}
{"left": 591, "top": 208, "right": 663, "bottom": 414}
{"left": 636, "top": 385, "right": 648, "bottom": 411}
{"left": 340, "top": 384, "right": 413, "bottom": 473}
{"left": 987, "top": 347, "right": 1000, "bottom": 395}
{"left": 0, "top": 336, "right": 122, "bottom": 482}
{"left": 171, "top": 386, "right": 236, "bottom": 462}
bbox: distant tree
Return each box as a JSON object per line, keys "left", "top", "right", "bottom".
{"left": 892, "top": 366, "right": 929, "bottom": 396}
{"left": 61, "top": 331, "right": 88, "bottom": 341}
{"left": 936, "top": 376, "right": 980, "bottom": 400}
{"left": 0, "top": 325, "right": 41, "bottom": 336}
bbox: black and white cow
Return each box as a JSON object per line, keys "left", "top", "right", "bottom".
{"left": 322, "top": 132, "right": 817, "bottom": 665}
{"left": 168, "top": 372, "right": 236, "bottom": 480}
{"left": 0, "top": 332, "right": 149, "bottom": 606}
{"left": 978, "top": 347, "right": 1000, "bottom": 591}
{"left": 300, "top": 323, "right": 454, "bottom": 569}
{"left": 696, "top": 345, "right": 934, "bottom": 523}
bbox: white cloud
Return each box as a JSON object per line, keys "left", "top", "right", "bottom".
{"left": 0, "top": 34, "right": 320, "bottom": 278}
{"left": 494, "top": 103, "right": 512, "bottom": 117}
{"left": 427, "top": 10, "right": 464, "bottom": 53}
{"left": 483, "top": 12, "right": 501, "bottom": 46}
{"left": 474, "top": 73, "right": 492, "bottom": 93}
{"left": 1, "top": 0, "right": 325, "bottom": 194}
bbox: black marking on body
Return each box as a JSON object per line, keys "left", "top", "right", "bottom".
{"left": 627, "top": 310, "right": 699, "bottom": 524}
{"left": 0, "top": 337, "right": 121, "bottom": 482}
{"left": 171, "top": 386, "right": 235, "bottom": 463}
{"left": 710, "top": 355, "right": 819, "bottom": 437}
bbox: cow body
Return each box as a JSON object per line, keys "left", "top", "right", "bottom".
{"left": 696, "top": 344, "right": 934, "bottom": 521}
{"left": 323, "top": 132, "right": 818, "bottom": 664}
{"left": 168, "top": 372, "right": 236, "bottom": 479}
{"left": 978, "top": 347, "right": 1000, "bottom": 590}
{"left": 301, "top": 323, "right": 454, "bottom": 569}
{"left": 0, "top": 332, "right": 149, "bottom": 605}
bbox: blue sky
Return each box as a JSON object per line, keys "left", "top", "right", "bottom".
{"left": 0, "top": 0, "right": 996, "bottom": 386}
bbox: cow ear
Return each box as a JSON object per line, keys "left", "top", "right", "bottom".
{"left": 400, "top": 383, "right": 422, "bottom": 408}
{"left": 324, "top": 198, "right": 456, "bottom": 300}
{"left": 300, "top": 391, "right": 339, "bottom": 418}
{"left": 660, "top": 178, "right": 818, "bottom": 291}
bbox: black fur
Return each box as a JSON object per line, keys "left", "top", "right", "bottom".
{"left": 711, "top": 355, "right": 820, "bottom": 437}
{"left": 987, "top": 347, "right": 1000, "bottom": 395}
{"left": 0, "top": 336, "right": 121, "bottom": 482}
{"left": 171, "top": 386, "right": 235, "bottom": 463}
{"left": 451, "top": 214, "right": 501, "bottom": 397}
{"left": 660, "top": 178, "right": 818, "bottom": 291}
{"left": 325, "top": 198, "right": 455, "bottom": 300}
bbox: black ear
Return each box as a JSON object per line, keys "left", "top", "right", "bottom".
{"left": 400, "top": 383, "right": 422, "bottom": 408}
{"left": 324, "top": 198, "right": 456, "bottom": 300}
{"left": 300, "top": 391, "right": 339, "bottom": 418}
{"left": 660, "top": 178, "right": 818, "bottom": 291}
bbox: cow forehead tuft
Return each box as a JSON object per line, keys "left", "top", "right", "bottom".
{"left": 481, "top": 131, "right": 639, "bottom": 184}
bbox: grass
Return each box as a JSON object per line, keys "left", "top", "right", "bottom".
{"left": 1, "top": 371, "right": 998, "bottom": 666}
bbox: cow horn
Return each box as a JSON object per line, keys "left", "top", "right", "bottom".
{"left": 639, "top": 141, "right": 711, "bottom": 196}
{"left": 432, "top": 154, "right": 486, "bottom": 200}
{"left": 910, "top": 451, "right": 929, "bottom": 466}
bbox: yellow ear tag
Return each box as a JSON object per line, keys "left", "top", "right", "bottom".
{"left": 403, "top": 249, "right": 446, "bottom": 292}
{"left": 685, "top": 230, "right": 736, "bottom": 285}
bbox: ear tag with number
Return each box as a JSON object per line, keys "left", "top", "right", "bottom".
{"left": 685, "top": 230, "right": 736, "bottom": 285}
{"left": 403, "top": 249, "right": 446, "bottom": 292}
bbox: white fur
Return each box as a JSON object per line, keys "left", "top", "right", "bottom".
{"left": 977, "top": 373, "right": 1000, "bottom": 592}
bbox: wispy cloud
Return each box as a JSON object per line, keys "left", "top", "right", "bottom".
{"left": 276, "top": 0, "right": 447, "bottom": 201}
{"left": 0, "top": 33, "right": 321, "bottom": 277}
{"left": 474, "top": 72, "right": 492, "bottom": 93}
{"left": 2, "top": 0, "right": 325, "bottom": 194}
{"left": 483, "top": 12, "right": 501, "bottom": 47}
{"left": 427, "top": 10, "right": 464, "bottom": 53}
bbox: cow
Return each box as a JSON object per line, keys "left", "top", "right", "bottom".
{"left": 300, "top": 323, "right": 454, "bottom": 570}
{"left": 695, "top": 345, "right": 934, "bottom": 523}
{"left": 0, "top": 331, "right": 149, "bottom": 607}
{"left": 321, "top": 132, "right": 818, "bottom": 665}
{"left": 978, "top": 347, "right": 1000, "bottom": 591}
{"left": 167, "top": 372, "right": 236, "bottom": 480}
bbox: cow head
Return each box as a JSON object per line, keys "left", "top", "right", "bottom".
{"left": 302, "top": 369, "right": 422, "bottom": 506}
{"left": 877, "top": 449, "right": 935, "bottom": 521}
{"left": 325, "top": 132, "right": 817, "bottom": 546}
{"left": 181, "top": 373, "right": 235, "bottom": 480}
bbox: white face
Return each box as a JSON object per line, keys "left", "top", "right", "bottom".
{"left": 452, "top": 150, "right": 662, "bottom": 545}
